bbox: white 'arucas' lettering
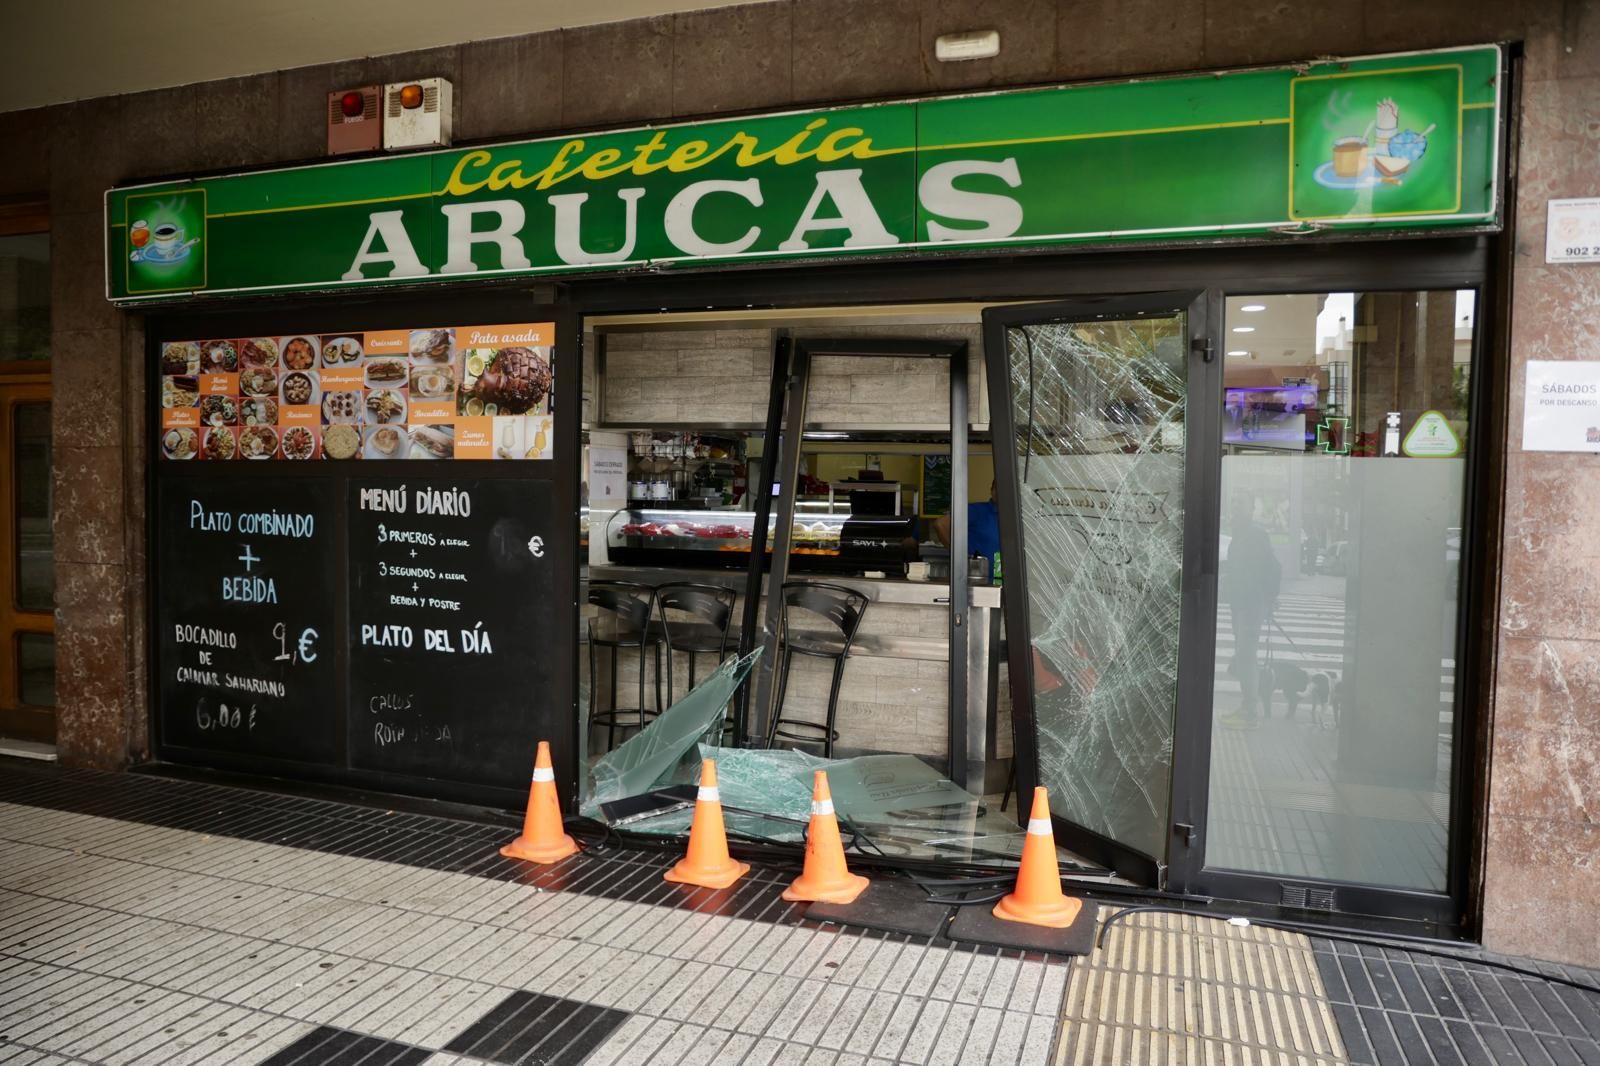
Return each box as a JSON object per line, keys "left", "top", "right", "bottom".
{"left": 340, "top": 159, "right": 1024, "bottom": 280}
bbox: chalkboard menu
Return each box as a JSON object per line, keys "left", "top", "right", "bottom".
{"left": 347, "top": 477, "right": 557, "bottom": 788}
{"left": 156, "top": 478, "right": 341, "bottom": 762}
{"left": 921, "top": 454, "right": 953, "bottom": 518}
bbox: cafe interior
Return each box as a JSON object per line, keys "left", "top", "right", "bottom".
{"left": 571, "top": 304, "right": 1079, "bottom": 873}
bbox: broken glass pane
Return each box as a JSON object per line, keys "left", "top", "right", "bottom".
{"left": 580, "top": 646, "right": 1110, "bottom": 871}
{"left": 1004, "top": 315, "right": 1186, "bottom": 861}
{"left": 581, "top": 649, "right": 762, "bottom": 818}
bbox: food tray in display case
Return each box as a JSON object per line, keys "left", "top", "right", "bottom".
{"left": 605, "top": 509, "right": 850, "bottom": 571}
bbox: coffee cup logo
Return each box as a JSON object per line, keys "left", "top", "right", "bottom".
{"left": 152, "top": 223, "right": 183, "bottom": 255}
{"left": 125, "top": 188, "right": 207, "bottom": 293}
{"left": 1308, "top": 93, "right": 1435, "bottom": 194}
{"left": 1332, "top": 137, "right": 1365, "bottom": 178}
{"left": 129, "top": 216, "right": 199, "bottom": 266}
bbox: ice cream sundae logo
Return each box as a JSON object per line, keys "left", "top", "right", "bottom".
{"left": 1314, "top": 92, "right": 1433, "bottom": 192}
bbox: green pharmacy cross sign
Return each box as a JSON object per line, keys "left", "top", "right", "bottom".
{"left": 1317, "top": 416, "right": 1352, "bottom": 455}
{"left": 105, "top": 45, "right": 1502, "bottom": 303}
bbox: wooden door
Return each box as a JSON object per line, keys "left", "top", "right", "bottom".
{"left": 0, "top": 380, "right": 54, "bottom": 742}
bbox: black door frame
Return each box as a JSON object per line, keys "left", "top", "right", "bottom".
{"left": 743, "top": 337, "right": 972, "bottom": 783}
{"left": 982, "top": 291, "right": 1217, "bottom": 887}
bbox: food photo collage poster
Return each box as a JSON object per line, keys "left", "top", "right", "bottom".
{"left": 157, "top": 324, "right": 555, "bottom": 461}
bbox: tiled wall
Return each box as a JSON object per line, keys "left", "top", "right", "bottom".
{"left": 600, "top": 323, "right": 986, "bottom": 427}
{"left": 6, "top": 0, "right": 1594, "bottom": 965}
{"left": 602, "top": 329, "right": 774, "bottom": 424}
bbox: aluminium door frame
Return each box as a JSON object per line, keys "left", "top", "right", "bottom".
{"left": 983, "top": 290, "right": 1217, "bottom": 888}
{"left": 1180, "top": 277, "right": 1497, "bottom": 928}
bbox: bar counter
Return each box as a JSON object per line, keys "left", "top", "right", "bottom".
{"left": 581, "top": 565, "right": 1010, "bottom": 792}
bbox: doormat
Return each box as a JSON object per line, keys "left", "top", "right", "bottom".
{"left": 946, "top": 900, "right": 1099, "bottom": 956}
{"left": 805, "top": 878, "right": 954, "bottom": 938}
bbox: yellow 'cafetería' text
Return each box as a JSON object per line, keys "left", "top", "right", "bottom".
{"left": 443, "top": 118, "right": 893, "bottom": 197}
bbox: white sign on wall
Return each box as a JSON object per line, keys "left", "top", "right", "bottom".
{"left": 1546, "top": 199, "right": 1600, "bottom": 264}
{"left": 1523, "top": 361, "right": 1600, "bottom": 453}
{"left": 590, "top": 446, "right": 628, "bottom": 504}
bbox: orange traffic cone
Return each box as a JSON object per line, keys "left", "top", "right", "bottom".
{"left": 993, "top": 787, "right": 1082, "bottom": 928}
{"left": 664, "top": 759, "right": 750, "bottom": 889}
{"left": 500, "top": 741, "right": 580, "bottom": 864}
{"left": 783, "top": 771, "right": 868, "bottom": 904}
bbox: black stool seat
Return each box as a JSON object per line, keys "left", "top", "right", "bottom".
{"left": 783, "top": 631, "right": 849, "bottom": 657}
{"left": 591, "top": 628, "right": 654, "bottom": 648}
{"left": 766, "top": 581, "right": 869, "bottom": 758}
{"left": 665, "top": 630, "right": 730, "bottom": 655}
{"left": 654, "top": 583, "right": 738, "bottom": 733}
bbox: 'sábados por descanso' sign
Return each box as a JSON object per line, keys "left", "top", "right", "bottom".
{"left": 106, "top": 46, "right": 1502, "bottom": 303}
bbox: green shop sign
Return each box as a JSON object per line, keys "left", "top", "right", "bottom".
{"left": 106, "top": 45, "right": 1501, "bottom": 303}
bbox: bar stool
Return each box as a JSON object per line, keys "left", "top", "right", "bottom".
{"left": 587, "top": 581, "right": 660, "bottom": 751}
{"left": 654, "top": 582, "right": 738, "bottom": 703}
{"left": 653, "top": 582, "right": 738, "bottom": 739}
{"left": 766, "top": 581, "right": 870, "bottom": 757}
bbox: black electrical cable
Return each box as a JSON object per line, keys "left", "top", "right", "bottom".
{"left": 925, "top": 890, "right": 1010, "bottom": 905}
{"left": 1095, "top": 905, "right": 1600, "bottom": 997}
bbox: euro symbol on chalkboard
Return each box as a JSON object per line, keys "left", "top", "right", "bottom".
{"left": 298, "top": 627, "right": 320, "bottom": 664}
{"left": 528, "top": 535, "right": 545, "bottom": 558}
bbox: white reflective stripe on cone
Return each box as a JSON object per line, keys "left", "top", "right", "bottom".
{"left": 698, "top": 786, "right": 721, "bottom": 802}
{"left": 812, "top": 799, "right": 835, "bottom": 817}
{"left": 532, "top": 767, "right": 555, "bottom": 782}
{"left": 1027, "top": 817, "right": 1053, "bottom": 835}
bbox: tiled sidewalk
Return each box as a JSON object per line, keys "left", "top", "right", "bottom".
{"left": 0, "top": 761, "right": 1596, "bottom": 1066}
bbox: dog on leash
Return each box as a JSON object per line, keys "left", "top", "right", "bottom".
{"left": 1260, "top": 664, "right": 1341, "bottom": 726}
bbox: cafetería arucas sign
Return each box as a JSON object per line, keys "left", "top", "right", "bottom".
{"left": 106, "top": 46, "right": 1502, "bottom": 303}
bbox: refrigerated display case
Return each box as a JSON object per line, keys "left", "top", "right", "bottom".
{"left": 606, "top": 508, "right": 846, "bottom": 571}
{"left": 605, "top": 508, "right": 920, "bottom": 575}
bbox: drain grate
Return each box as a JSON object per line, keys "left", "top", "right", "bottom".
{"left": 1282, "top": 883, "right": 1339, "bottom": 910}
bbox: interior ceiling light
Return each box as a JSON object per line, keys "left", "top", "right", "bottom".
{"left": 1228, "top": 350, "right": 1250, "bottom": 356}
{"left": 1240, "top": 303, "right": 1267, "bottom": 312}
{"left": 1232, "top": 326, "right": 1256, "bottom": 333}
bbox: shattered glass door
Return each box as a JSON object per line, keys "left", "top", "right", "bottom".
{"left": 994, "top": 305, "right": 1192, "bottom": 869}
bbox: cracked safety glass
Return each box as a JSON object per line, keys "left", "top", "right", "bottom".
{"left": 1003, "top": 314, "right": 1187, "bottom": 862}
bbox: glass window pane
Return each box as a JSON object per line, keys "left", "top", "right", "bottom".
{"left": 16, "top": 402, "right": 53, "bottom": 610}
{"left": 1207, "top": 291, "right": 1471, "bottom": 892}
{"left": 18, "top": 632, "right": 54, "bottom": 706}
{"left": 0, "top": 233, "right": 50, "bottom": 362}
{"left": 1006, "top": 314, "right": 1188, "bottom": 860}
